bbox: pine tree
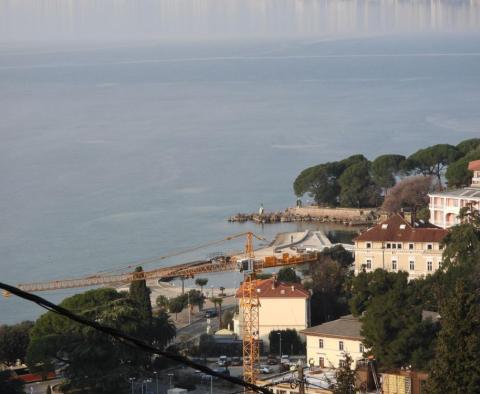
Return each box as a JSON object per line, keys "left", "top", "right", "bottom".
{"left": 333, "top": 354, "right": 356, "bottom": 394}
{"left": 426, "top": 281, "right": 480, "bottom": 393}
{"left": 129, "top": 266, "right": 153, "bottom": 322}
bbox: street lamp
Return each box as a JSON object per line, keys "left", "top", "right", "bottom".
{"left": 168, "top": 373, "right": 174, "bottom": 388}
{"left": 142, "top": 378, "right": 152, "bottom": 394}
{"left": 278, "top": 332, "right": 282, "bottom": 359}
{"left": 129, "top": 377, "right": 135, "bottom": 394}
{"left": 209, "top": 375, "right": 213, "bottom": 394}
{"left": 210, "top": 285, "right": 214, "bottom": 298}
{"left": 153, "top": 371, "right": 159, "bottom": 394}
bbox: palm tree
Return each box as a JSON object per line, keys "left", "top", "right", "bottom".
{"left": 195, "top": 278, "right": 208, "bottom": 296}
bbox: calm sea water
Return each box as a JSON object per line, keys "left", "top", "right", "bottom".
{"left": 1, "top": 0, "right": 480, "bottom": 324}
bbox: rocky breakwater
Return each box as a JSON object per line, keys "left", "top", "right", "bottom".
{"left": 228, "top": 206, "right": 378, "bottom": 226}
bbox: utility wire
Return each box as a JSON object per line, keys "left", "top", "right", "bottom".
{"left": 0, "top": 282, "right": 271, "bottom": 394}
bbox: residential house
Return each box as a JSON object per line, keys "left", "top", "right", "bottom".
{"left": 301, "top": 315, "right": 365, "bottom": 369}
{"left": 353, "top": 214, "right": 448, "bottom": 279}
{"left": 233, "top": 277, "right": 310, "bottom": 347}
{"left": 429, "top": 160, "right": 480, "bottom": 228}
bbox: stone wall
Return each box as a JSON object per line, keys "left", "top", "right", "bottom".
{"left": 286, "top": 206, "right": 376, "bottom": 220}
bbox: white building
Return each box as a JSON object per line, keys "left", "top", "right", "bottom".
{"left": 429, "top": 160, "right": 480, "bottom": 228}
{"left": 233, "top": 277, "right": 310, "bottom": 347}
{"left": 301, "top": 315, "right": 366, "bottom": 369}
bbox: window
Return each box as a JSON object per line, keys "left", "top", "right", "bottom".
{"left": 366, "top": 259, "right": 372, "bottom": 270}
{"left": 339, "top": 341, "right": 344, "bottom": 351}
{"left": 427, "top": 244, "right": 433, "bottom": 250}
{"left": 359, "top": 343, "right": 364, "bottom": 353}
{"left": 339, "top": 360, "right": 346, "bottom": 368}
{"left": 386, "top": 243, "right": 391, "bottom": 249}
{"left": 392, "top": 260, "right": 397, "bottom": 271}
{"left": 410, "top": 260, "right": 415, "bottom": 271}
{"left": 276, "top": 390, "right": 287, "bottom": 394}
{"left": 392, "top": 243, "right": 397, "bottom": 249}
{"left": 427, "top": 261, "right": 433, "bottom": 272}
{"left": 439, "top": 244, "right": 444, "bottom": 250}
{"left": 409, "top": 243, "right": 414, "bottom": 250}
{"left": 319, "top": 339, "right": 324, "bottom": 348}
{"left": 397, "top": 243, "right": 402, "bottom": 249}
{"left": 366, "top": 242, "right": 372, "bottom": 249}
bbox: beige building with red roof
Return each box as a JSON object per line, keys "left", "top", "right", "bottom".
{"left": 429, "top": 160, "right": 480, "bottom": 228}
{"left": 233, "top": 277, "right": 310, "bottom": 347}
{"left": 353, "top": 214, "right": 448, "bottom": 279}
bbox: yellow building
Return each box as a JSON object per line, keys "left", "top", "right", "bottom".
{"left": 353, "top": 214, "right": 448, "bottom": 279}
{"left": 301, "top": 315, "right": 365, "bottom": 369}
{"left": 234, "top": 277, "right": 310, "bottom": 347}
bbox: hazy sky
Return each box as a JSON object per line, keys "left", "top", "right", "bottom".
{"left": 1, "top": 0, "right": 480, "bottom": 44}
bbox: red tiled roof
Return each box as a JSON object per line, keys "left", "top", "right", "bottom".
{"left": 354, "top": 214, "right": 447, "bottom": 243}
{"left": 236, "top": 278, "right": 310, "bottom": 299}
{"left": 468, "top": 160, "right": 480, "bottom": 171}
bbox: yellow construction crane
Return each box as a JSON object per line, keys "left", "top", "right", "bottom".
{"left": 3, "top": 231, "right": 320, "bottom": 387}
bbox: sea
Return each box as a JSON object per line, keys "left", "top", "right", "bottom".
{"left": 1, "top": 0, "right": 480, "bottom": 324}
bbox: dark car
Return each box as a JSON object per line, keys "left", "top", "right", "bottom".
{"left": 204, "top": 310, "right": 218, "bottom": 318}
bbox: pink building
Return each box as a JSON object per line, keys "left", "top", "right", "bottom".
{"left": 429, "top": 160, "right": 480, "bottom": 228}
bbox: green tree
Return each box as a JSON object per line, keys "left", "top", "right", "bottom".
{"left": 441, "top": 206, "right": 480, "bottom": 270}
{"left": 26, "top": 288, "right": 148, "bottom": 393}
{"left": 456, "top": 138, "right": 480, "bottom": 155}
{"left": 309, "top": 255, "right": 350, "bottom": 325}
{"left": 371, "top": 154, "right": 406, "bottom": 193}
{"left": 321, "top": 245, "right": 354, "bottom": 268}
{"left": 129, "top": 266, "right": 152, "bottom": 322}
{"left": 169, "top": 296, "right": 186, "bottom": 320}
{"left": 332, "top": 353, "right": 356, "bottom": 394}
{"left": 187, "top": 289, "right": 205, "bottom": 311}
{"left": 195, "top": 278, "right": 208, "bottom": 296}
{"left": 210, "top": 297, "right": 223, "bottom": 327}
{"left": 427, "top": 281, "right": 480, "bottom": 393}
{"left": 293, "top": 162, "right": 342, "bottom": 206}
{"left": 0, "top": 321, "right": 34, "bottom": 365}
{"left": 221, "top": 309, "right": 235, "bottom": 330}
{"left": 349, "top": 270, "right": 409, "bottom": 317}
{"left": 156, "top": 295, "right": 170, "bottom": 310}
{"left": 404, "top": 144, "right": 461, "bottom": 187}
{"left": 338, "top": 161, "right": 380, "bottom": 207}
{"left": 445, "top": 147, "right": 480, "bottom": 188}
{"left": 277, "top": 267, "right": 301, "bottom": 283}
{"left": 152, "top": 310, "right": 176, "bottom": 349}
{"left": 361, "top": 277, "right": 438, "bottom": 370}
{"left": 0, "top": 371, "right": 23, "bottom": 394}
{"left": 268, "top": 329, "right": 305, "bottom": 355}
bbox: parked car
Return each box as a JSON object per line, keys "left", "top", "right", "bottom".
{"left": 205, "top": 310, "right": 218, "bottom": 318}
{"left": 259, "top": 366, "right": 272, "bottom": 374}
{"left": 209, "top": 368, "right": 230, "bottom": 379}
{"left": 231, "top": 357, "right": 242, "bottom": 366}
{"left": 217, "top": 355, "right": 230, "bottom": 366}
{"left": 280, "top": 355, "right": 290, "bottom": 364}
